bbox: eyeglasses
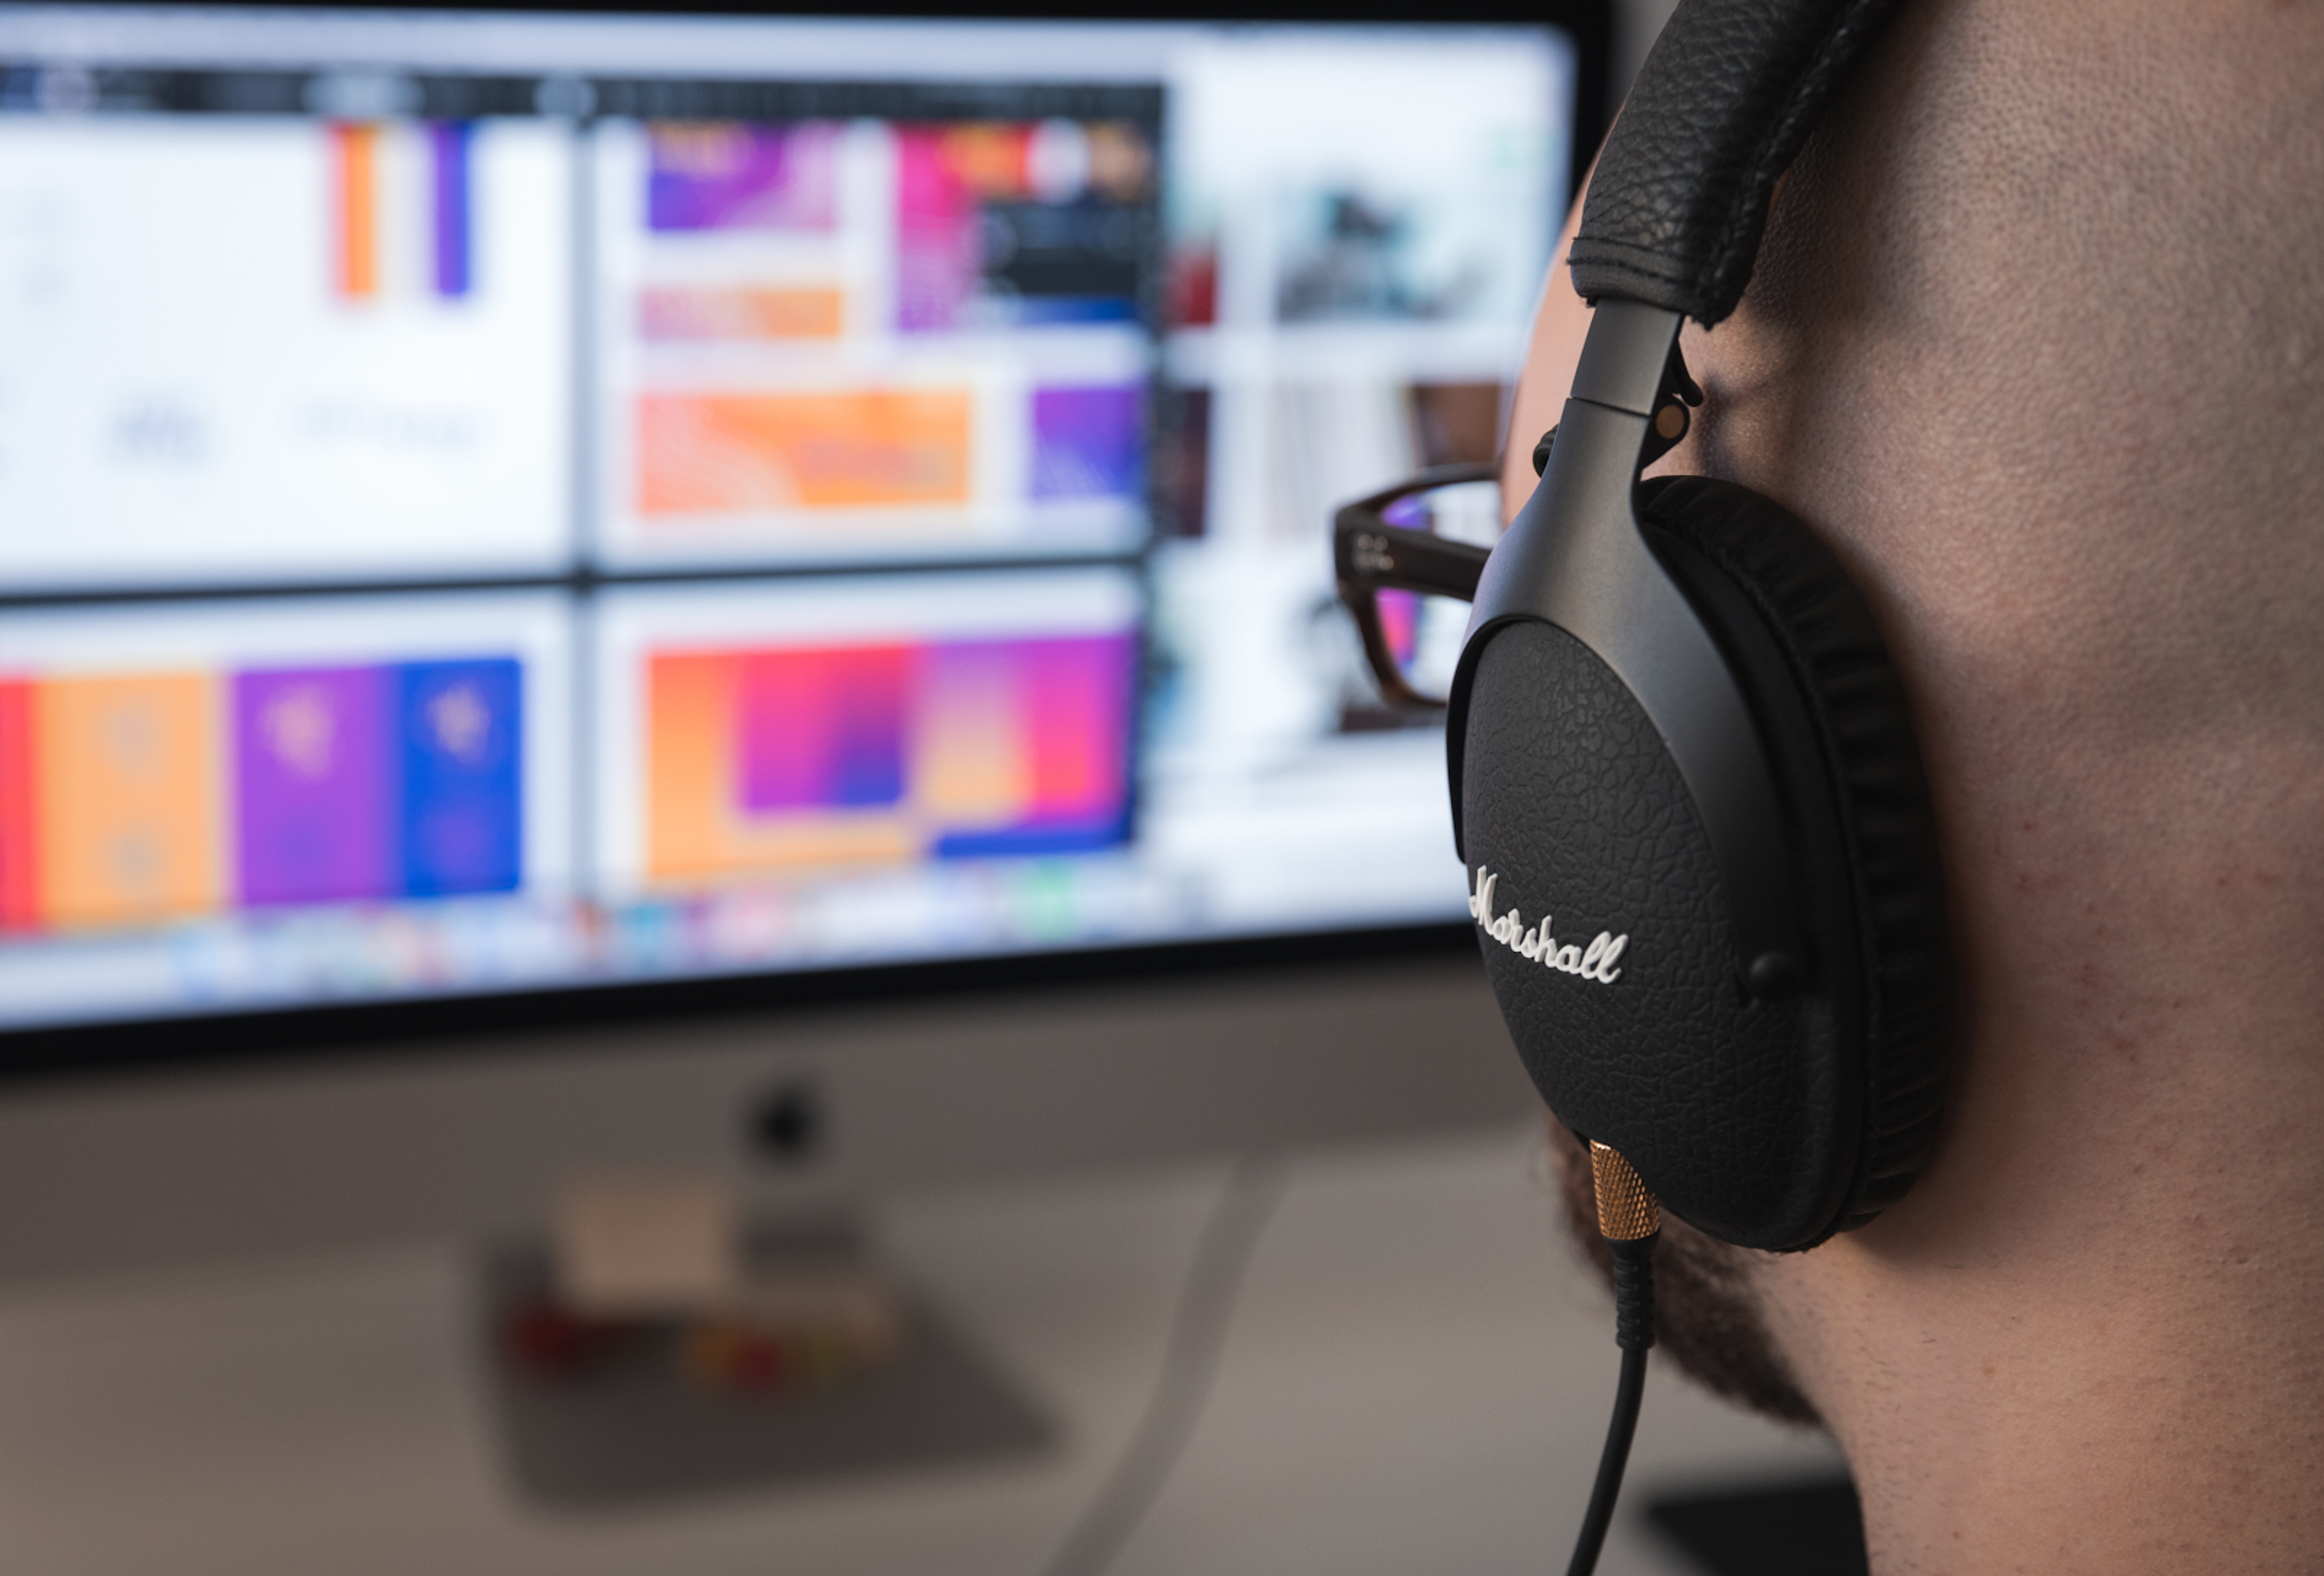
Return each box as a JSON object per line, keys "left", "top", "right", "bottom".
{"left": 1333, "top": 461, "right": 1498, "bottom": 709}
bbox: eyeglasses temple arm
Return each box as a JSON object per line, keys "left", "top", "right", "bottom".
{"left": 1333, "top": 515, "right": 1492, "bottom": 602}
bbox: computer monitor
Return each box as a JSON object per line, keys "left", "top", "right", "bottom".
{"left": 0, "top": 3, "right": 1606, "bottom": 1280}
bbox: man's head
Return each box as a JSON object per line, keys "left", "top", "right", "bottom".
{"left": 1508, "top": 0, "right": 2324, "bottom": 1565}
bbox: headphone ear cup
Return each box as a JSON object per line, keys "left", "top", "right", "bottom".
{"left": 1636, "top": 474, "right": 1952, "bottom": 1232}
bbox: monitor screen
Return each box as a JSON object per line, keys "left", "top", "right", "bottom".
{"left": 0, "top": 6, "right": 1583, "bottom": 1035}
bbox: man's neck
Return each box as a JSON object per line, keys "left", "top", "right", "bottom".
{"left": 1754, "top": 746, "right": 2324, "bottom": 1574}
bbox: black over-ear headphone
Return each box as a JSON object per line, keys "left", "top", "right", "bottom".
{"left": 1456, "top": 0, "right": 1952, "bottom": 1254}
{"left": 1446, "top": 4, "right": 1955, "bottom": 1565}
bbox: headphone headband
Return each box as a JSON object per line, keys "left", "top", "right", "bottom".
{"left": 1570, "top": 0, "right": 1903, "bottom": 324}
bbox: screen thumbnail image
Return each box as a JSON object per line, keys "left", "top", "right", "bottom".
{"left": 594, "top": 111, "right": 1157, "bottom": 566}
{"left": 0, "top": 594, "right": 573, "bottom": 934}
{"left": 594, "top": 570, "right": 1141, "bottom": 895}
{"left": 1163, "top": 33, "right": 1565, "bottom": 335}
{"left": 0, "top": 115, "right": 573, "bottom": 590}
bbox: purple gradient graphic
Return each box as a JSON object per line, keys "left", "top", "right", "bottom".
{"left": 928, "top": 632, "right": 1136, "bottom": 858}
{"left": 894, "top": 128, "right": 977, "bottom": 332}
{"left": 736, "top": 647, "right": 910, "bottom": 812}
{"left": 430, "top": 122, "right": 471, "bottom": 298}
{"left": 718, "top": 632, "right": 1136, "bottom": 858}
{"left": 1030, "top": 386, "right": 1143, "bottom": 500}
{"left": 648, "top": 123, "right": 839, "bottom": 233}
{"left": 234, "top": 666, "right": 395, "bottom": 907}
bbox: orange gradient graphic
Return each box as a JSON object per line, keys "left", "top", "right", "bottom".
{"left": 332, "top": 122, "right": 380, "bottom": 299}
{"left": 33, "top": 673, "right": 223, "bottom": 930}
{"left": 645, "top": 653, "right": 914, "bottom": 882}
{"left": 641, "top": 631, "right": 1134, "bottom": 888}
{"left": 636, "top": 390, "right": 973, "bottom": 515}
{"left": 913, "top": 647, "right": 1031, "bottom": 822}
{"left": 937, "top": 123, "right": 1032, "bottom": 197}
{"left": 638, "top": 286, "right": 845, "bottom": 342}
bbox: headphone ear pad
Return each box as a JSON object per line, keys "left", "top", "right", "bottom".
{"left": 1637, "top": 474, "right": 1952, "bottom": 1232}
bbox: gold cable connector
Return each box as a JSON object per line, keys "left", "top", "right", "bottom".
{"left": 1573, "top": 1143, "right": 1661, "bottom": 1576}
{"left": 1589, "top": 1141, "right": 1661, "bottom": 1241}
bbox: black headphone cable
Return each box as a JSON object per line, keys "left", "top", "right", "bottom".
{"left": 1564, "top": 1141, "right": 1661, "bottom": 1576}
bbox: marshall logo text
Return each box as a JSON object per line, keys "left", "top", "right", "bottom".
{"left": 1468, "top": 867, "right": 1627, "bottom": 985}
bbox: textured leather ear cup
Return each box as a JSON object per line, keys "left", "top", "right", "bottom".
{"left": 1452, "top": 471, "right": 1949, "bottom": 1249}
{"left": 1460, "top": 616, "right": 1862, "bottom": 1250}
{"left": 1637, "top": 474, "right": 1951, "bottom": 1233}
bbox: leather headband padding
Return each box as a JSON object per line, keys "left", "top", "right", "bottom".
{"left": 1569, "top": 0, "right": 1903, "bottom": 325}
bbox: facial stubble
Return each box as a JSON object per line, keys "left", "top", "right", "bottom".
{"left": 1549, "top": 1123, "right": 1822, "bottom": 1427}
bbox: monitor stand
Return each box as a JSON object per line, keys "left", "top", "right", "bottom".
{"left": 476, "top": 1207, "right": 1051, "bottom": 1509}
